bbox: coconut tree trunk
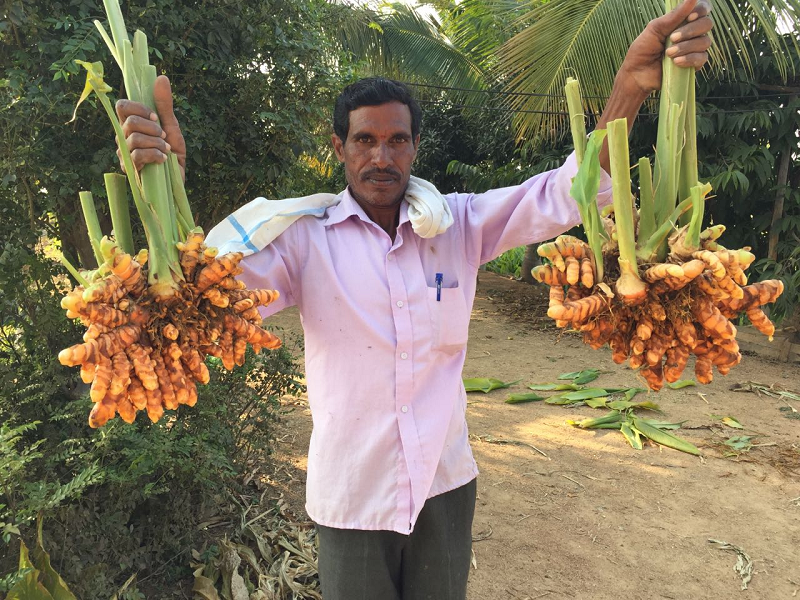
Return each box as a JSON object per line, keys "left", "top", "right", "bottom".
{"left": 767, "top": 139, "right": 793, "bottom": 261}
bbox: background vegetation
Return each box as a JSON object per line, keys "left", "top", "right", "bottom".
{"left": 1, "top": 0, "right": 797, "bottom": 595}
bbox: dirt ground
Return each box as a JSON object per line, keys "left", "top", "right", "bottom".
{"left": 265, "top": 271, "right": 800, "bottom": 600}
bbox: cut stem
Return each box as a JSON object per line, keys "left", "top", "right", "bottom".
{"left": 57, "top": 252, "right": 90, "bottom": 287}
{"left": 678, "top": 76, "right": 698, "bottom": 227}
{"left": 637, "top": 197, "right": 693, "bottom": 262}
{"left": 637, "top": 157, "right": 656, "bottom": 243}
{"left": 168, "top": 153, "right": 194, "bottom": 229}
{"left": 607, "top": 118, "right": 646, "bottom": 304}
{"left": 565, "top": 78, "right": 587, "bottom": 167}
{"left": 79, "top": 191, "right": 105, "bottom": 266}
{"left": 104, "top": 172, "right": 134, "bottom": 255}
{"left": 686, "top": 183, "right": 706, "bottom": 250}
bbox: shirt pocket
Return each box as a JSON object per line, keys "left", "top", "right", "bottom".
{"left": 427, "top": 284, "right": 469, "bottom": 354}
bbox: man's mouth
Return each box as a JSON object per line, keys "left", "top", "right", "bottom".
{"left": 362, "top": 171, "right": 400, "bottom": 186}
{"left": 366, "top": 177, "right": 396, "bottom": 186}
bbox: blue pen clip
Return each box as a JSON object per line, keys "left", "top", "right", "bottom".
{"left": 435, "top": 273, "right": 443, "bottom": 301}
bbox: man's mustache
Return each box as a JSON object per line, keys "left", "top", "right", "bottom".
{"left": 361, "top": 168, "right": 401, "bottom": 181}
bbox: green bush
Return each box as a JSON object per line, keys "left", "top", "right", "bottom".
{"left": 1, "top": 333, "right": 305, "bottom": 598}
{"left": 484, "top": 246, "right": 525, "bottom": 278}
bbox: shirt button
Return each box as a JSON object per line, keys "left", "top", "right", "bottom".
{"left": 401, "top": 405, "right": 409, "bottom": 413}
{"left": 400, "top": 352, "right": 408, "bottom": 360}
{"left": 387, "top": 254, "right": 394, "bottom": 261}
{"left": 396, "top": 300, "right": 404, "bottom": 308}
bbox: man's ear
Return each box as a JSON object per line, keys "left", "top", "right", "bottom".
{"left": 414, "top": 134, "right": 420, "bottom": 149}
{"left": 331, "top": 134, "right": 345, "bottom": 162}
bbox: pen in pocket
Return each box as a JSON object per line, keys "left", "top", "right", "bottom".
{"left": 435, "top": 273, "right": 443, "bottom": 301}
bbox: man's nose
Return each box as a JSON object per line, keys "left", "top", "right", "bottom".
{"left": 371, "top": 142, "right": 391, "bottom": 168}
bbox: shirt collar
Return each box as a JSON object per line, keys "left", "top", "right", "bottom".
{"left": 324, "top": 186, "right": 410, "bottom": 230}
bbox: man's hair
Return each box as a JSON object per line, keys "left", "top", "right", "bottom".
{"left": 333, "top": 77, "right": 422, "bottom": 142}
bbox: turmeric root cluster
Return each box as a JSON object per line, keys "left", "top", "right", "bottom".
{"left": 58, "top": 232, "right": 281, "bottom": 427}
{"left": 533, "top": 233, "right": 784, "bottom": 391}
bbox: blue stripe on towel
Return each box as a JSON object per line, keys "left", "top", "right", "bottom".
{"left": 227, "top": 215, "right": 260, "bottom": 254}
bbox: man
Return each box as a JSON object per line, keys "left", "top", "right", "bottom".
{"left": 118, "top": 2, "right": 712, "bottom": 597}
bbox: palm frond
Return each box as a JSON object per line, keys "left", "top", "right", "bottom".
{"left": 329, "top": 2, "right": 489, "bottom": 93}
{"left": 440, "top": 0, "right": 525, "bottom": 69}
{"left": 498, "top": 0, "right": 800, "bottom": 141}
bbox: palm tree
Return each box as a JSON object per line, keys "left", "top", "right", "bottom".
{"left": 332, "top": 0, "right": 800, "bottom": 140}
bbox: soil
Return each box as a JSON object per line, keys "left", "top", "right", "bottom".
{"left": 265, "top": 271, "right": 800, "bottom": 600}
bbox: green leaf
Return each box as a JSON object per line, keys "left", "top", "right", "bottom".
{"left": 584, "top": 397, "right": 608, "bottom": 408}
{"left": 558, "top": 368, "right": 601, "bottom": 382}
{"left": 574, "top": 370, "right": 602, "bottom": 385}
{"left": 33, "top": 519, "right": 77, "bottom": 600}
{"left": 606, "top": 400, "right": 662, "bottom": 412}
{"left": 528, "top": 383, "right": 582, "bottom": 391}
{"left": 724, "top": 435, "right": 755, "bottom": 451}
{"left": 505, "top": 392, "right": 545, "bottom": 404}
{"left": 639, "top": 419, "right": 685, "bottom": 431}
{"left": 558, "top": 388, "right": 609, "bottom": 401}
{"left": 722, "top": 416, "right": 744, "bottom": 429}
{"left": 463, "top": 378, "right": 521, "bottom": 393}
{"left": 69, "top": 60, "right": 112, "bottom": 123}
{"left": 570, "top": 410, "right": 624, "bottom": 429}
{"left": 632, "top": 416, "right": 701, "bottom": 456}
{"left": 620, "top": 422, "right": 643, "bottom": 450}
{"left": 623, "top": 387, "right": 647, "bottom": 401}
{"left": 7, "top": 539, "right": 53, "bottom": 600}
{"left": 667, "top": 380, "right": 696, "bottom": 389}
{"left": 545, "top": 394, "right": 583, "bottom": 405}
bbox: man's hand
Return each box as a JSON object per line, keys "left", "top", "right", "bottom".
{"left": 115, "top": 75, "right": 187, "bottom": 181}
{"left": 619, "top": 0, "right": 713, "bottom": 97}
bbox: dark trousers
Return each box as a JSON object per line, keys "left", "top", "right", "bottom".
{"left": 316, "top": 478, "right": 477, "bottom": 600}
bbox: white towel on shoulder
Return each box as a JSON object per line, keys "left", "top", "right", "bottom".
{"left": 206, "top": 176, "right": 453, "bottom": 256}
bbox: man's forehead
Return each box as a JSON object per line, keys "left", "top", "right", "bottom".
{"left": 348, "top": 101, "right": 413, "bottom": 135}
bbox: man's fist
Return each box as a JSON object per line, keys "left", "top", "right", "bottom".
{"left": 115, "top": 75, "right": 187, "bottom": 181}
{"left": 619, "top": 0, "right": 713, "bottom": 96}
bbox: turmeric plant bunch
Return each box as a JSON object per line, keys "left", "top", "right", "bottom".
{"left": 532, "top": 0, "right": 783, "bottom": 391}
{"left": 57, "top": 0, "right": 281, "bottom": 427}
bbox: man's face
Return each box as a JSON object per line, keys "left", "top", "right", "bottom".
{"left": 331, "top": 101, "right": 419, "bottom": 210}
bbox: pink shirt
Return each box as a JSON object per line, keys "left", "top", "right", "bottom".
{"left": 239, "top": 153, "right": 612, "bottom": 533}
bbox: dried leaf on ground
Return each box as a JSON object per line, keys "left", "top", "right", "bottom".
{"left": 708, "top": 539, "right": 753, "bottom": 590}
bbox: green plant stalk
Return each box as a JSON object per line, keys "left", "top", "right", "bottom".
{"left": 655, "top": 102, "right": 683, "bottom": 260}
{"left": 122, "top": 40, "right": 142, "bottom": 104}
{"left": 565, "top": 77, "right": 607, "bottom": 282}
{"left": 686, "top": 183, "right": 706, "bottom": 250}
{"left": 79, "top": 191, "right": 105, "bottom": 265}
{"left": 569, "top": 130, "right": 609, "bottom": 282}
{"left": 653, "top": 32, "right": 691, "bottom": 225}
{"left": 132, "top": 44, "right": 180, "bottom": 269}
{"left": 168, "top": 153, "right": 195, "bottom": 229}
{"left": 95, "top": 89, "right": 176, "bottom": 294}
{"left": 678, "top": 77, "right": 698, "bottom": 227}
{"left": 102, "top": 0, "right": 129, "bottom": 71}
{"left": 607, "top": 118, "right": 645, "bottom": 300}
{"left": 163, "top": 158, "right": 180, "bottom": 245}
{"left": 57, "top": 252, "right": 90, "bottom": 287}
{"left": 637, "top": 157, "right": 656, "bottom": 243}
{"left": 565, "top": 78, "right": 587, "bottom": 166}
{"left": 104, "top": 173, "right": 134, "bottom": 255}
{"left": 637, "top": 196, "right": 693, "bottom": 261}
